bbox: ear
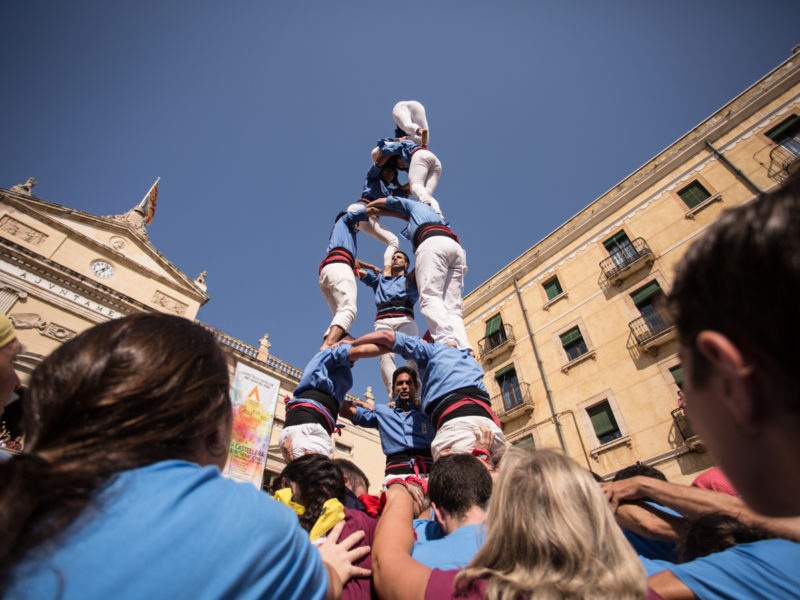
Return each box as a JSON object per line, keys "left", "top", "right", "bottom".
{"left": 696, "top": 331, "right": 759, "bottom": 428}
{"left": 432, "top": 502, "right": 444, "bottom": 525}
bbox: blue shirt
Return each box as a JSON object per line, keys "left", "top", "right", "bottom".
{"left": 352, "top": 403, "right": 434, "bottom": 456}
{"left": 377, "top": 137, "right": 419, "bottom": 167}
{"left": 325, "top": 208, "right": 367, "bottom": 256}
{"left": 6, "top": 460, "right": 328, "bottom": 600}
{"left": 392, "top": 332, "right": 487, "bottom": 414}
{"left": 359, "top": 270, "right": 419, "bottom": 308}
{"left": 626, "top": 502, "right": 680, "bottom": 562}
{"left": 412, "top": 523, "right": 486, "bottom": 570}
{"left": 643, "top": 538, "right": 800, "bottom": 599}
{"left": 360, "top": 164, "right": 404, "bottom": 201}
{"left": 289, "top": 345, "right": 353, "bottom": 413}
{"left": 384, "top": 196, "right": 445, "bottom": 241}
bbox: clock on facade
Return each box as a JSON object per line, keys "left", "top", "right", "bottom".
{"left": 90, "top": 260, "right": 115, "bottom": 279}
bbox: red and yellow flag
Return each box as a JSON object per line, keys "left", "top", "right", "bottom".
{"left": 141, "top": 178, "right": 159, "bottom": 226}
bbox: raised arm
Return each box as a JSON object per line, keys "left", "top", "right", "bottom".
{"left": 613, "top": 501, "right": 686, "bottom": 543}
{"left": 365, "top": 198, "right": 408, "bottom": 221}
{"left": 373, "top": 484, "right": 432, "bottom": 600}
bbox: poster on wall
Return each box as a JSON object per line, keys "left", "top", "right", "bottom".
{"left": 222, "top": 361, "right": 280, "bottom": 489}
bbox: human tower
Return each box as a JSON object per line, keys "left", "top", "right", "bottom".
{"left": 279, "top": 101, "right": 506, "bottom": 478}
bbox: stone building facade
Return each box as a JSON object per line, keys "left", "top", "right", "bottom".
{"left": 462, "top": 50, "right": 800, "bottom": 483}
{"left": 0, "top": 184, "right": 385, "bottom": 492}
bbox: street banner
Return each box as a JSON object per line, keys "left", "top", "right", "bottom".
{"left": 223, "top": 361, "right": 280, "bottom": 489}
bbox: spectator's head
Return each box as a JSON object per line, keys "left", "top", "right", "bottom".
{"left": 334, "top": 458, "right": 370, "bottom": 496}
{"left": 612, "top": 463, "right": 667, "bottom": 482}
{"left": 0, "top": 314, "right": 21, "bottom": 410}
{"left": 0, "top": 314, "right": 231, "bottom": 586}
{"left": 276, "top": 454, "right": 346, "bottom": 534}
{"left": 391, "top": 366, "right": 418, "bottom": 406}
{"left": 680, "top": 513, "right": 770, "bottom": 562}
{"left": 428, "top": 454, "right": 491, "bottom": 529}
{"left": 669, "top": 172, "right": 800, "bottom": 517}
{"left": 456, "top": 448, "right": 645, "bottom": 598}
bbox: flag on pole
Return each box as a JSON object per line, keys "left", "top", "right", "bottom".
{"left": 140, "top": 178, "right": 159, "bottom": 226}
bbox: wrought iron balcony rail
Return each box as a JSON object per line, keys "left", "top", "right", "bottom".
{"left": 490, "top": 382, "right": 533, "bottom": 419}
{"left": 478, "top": 324, "right": 515, "bottom": 359}
{"left": 599, "top": 238, "right": 653, "bottom": 282}
{"left": 767, "top": 140, "right": 800, "bottom": 181}
{"left": 628, "top": 309, "right": 675, "bottom": 346}
{"left": 671, "top": 406, "right": 699, "bottom": 447}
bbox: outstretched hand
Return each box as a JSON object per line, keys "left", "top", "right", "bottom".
{"left": 318, "top": 521, "right": 371, "bottom": 584}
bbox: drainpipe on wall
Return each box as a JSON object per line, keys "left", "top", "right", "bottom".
{"left": 513, "top": 277, "right": 568, "bottom": 455}
{"left": 705, "top": 141, "right": 764, "bottom": 197}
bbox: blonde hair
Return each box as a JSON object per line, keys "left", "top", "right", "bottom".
{"left": 455, "top": 448, "right": 646, "bottom": 599}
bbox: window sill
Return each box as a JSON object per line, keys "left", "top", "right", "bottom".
{"left": 561, "top": 349, "right": 597, "bottom": 373}
{"left": 684, "top": 193, "right": 722, "bottom": 219}
{"left": 542, "top": 291, "right": 568, "bottom": 311}
{"left": 589, "top": 434, "right": 632, "bottom": 458}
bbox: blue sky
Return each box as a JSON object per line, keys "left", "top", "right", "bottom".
{"left": 1, "top": 1, "right": 798, "bottom": 401}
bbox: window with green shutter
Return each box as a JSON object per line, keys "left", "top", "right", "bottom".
{"left": 543, "top": 276, "right": 563, "bottom": 300}
{"left": 631, "top": 281, "right": 662, "bottom": 308}
{"left": 678, "top": 181, "right": 712, "bottom": 209}
{"left": 512, "top": 434, "right": 535, "bottom": 450}
{"left": 483, "top": 314, "right": 507, "bottom": 350}
{"left": 766, "top": 114, "right": 800, "bottom": 142}
{"left": 603, "top": 231, "right": 631, "bottom": 251}
{"left": 560, "top": 327, "right": 588, "bottom": 361}
{"left": 587, "top": 401, "right": 622, "bottom": 444}
{"left": 484, "top": 314, "right": 502, "bottom": 336}
{"left": 669, "top": 365, "right": 684, "bottom": 388}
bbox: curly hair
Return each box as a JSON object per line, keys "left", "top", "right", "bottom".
{"left": 277, "top": 454, "right": 346, "bottom": 533}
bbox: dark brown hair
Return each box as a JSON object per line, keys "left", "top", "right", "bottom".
{"left": 0, "top": 314, "right": 231, "bottom": 586}
{"left": 275, "top": 454, "right": 346, "bottom": 533}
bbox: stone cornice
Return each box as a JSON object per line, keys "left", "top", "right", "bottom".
{"left": 0, "top": 190, "right": 209, "bottom": 304}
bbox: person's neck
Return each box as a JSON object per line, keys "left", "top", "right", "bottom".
{"left": 391, "top": 268, "right": 405, "bottom": 278}
{"left": 441, "top": 506, "right": 485, "bottom": 536}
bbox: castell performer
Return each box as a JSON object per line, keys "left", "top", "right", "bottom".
{"left": 341, "top": 366, "right": 434, "bottom": 487}
{"left": 366, "top": 196, "right": 469, "bottom": 351}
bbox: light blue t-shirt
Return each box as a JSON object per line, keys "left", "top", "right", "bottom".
{"left": 6, "top": 460, "right": 328, "bottom": 600}
{"left": 412, "top": 523, "right": 486, "bottom": 570}
{"left": 645, "top": 538, "right": 800, "bottom": 599}
{"left": 352, "top": 402, "right": 434, "bottom": 456}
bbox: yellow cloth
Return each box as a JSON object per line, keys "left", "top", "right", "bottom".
{"left": 273, "top": 489, "right": 345, "bottom": 541}
{"left": 309, "top": 498, "right": 345, "bottom": 542}
{"left": 274, "top": 488, "right": 305, "bottom": 516}
{"left": 0, "top": 313, "right": 16, "bottom": 348}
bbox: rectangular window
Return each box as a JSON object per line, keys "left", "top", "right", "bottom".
{"left": 631, "top": 281, "right": 665, "bottom": 331}
{"left": 543, "top": 276, "right": 563, "bottom": 300}
{"left": 512, "top": 434, "right": 535, "bottom": 450}
{"left": 334, "top": 442, "right": 352, "bottom": 456}
{"left": 678, "top": 181, "right": 712, "bottom": 209}
{"left": 587, "top": 401, "right": 622, "bottom": 445}
{"left": 669, "top": 365, "right": 684, "bottom": 389}
{"left": 560, "top": 326, "right": 588, "bottom": 361}
{"left": 483, "top": 314, "right": 507, "bottom": 349}
{"left": 603, "top": 231, "right": 637, "bottom": 266}
{"left": 495, "top": 365, "right": 523, "bottom": 411}
{"left": 766, "top": 114, "right": 800, "bottom": 155}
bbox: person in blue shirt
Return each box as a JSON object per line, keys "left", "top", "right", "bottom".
{"left": 0, "top": 314, "right": 369, "bottom": 600}
{"left": 319, "top": 208, "right": 368, "bottom": 349}
{"left": 609, "top": 176, "right": 800, "bottom": 599}
{"left": 410, "top": 454, "right": 491, "bottom": 570}
{"left": 346, "top": 162, "right": 409, "bottom": 270}
{"left": 342, "top": 366, "right": 434, "bottom": 485}
{"left": 371, "top": 137, "right": 443, "bottom": 219}
{"left": 342, "top": 330, "right": 505, "bottom": 463}
{"left": 281, "top": 340, "right": 386, "bottom": 461}
{"left": 366, "top": 196, "right": 469, "bottom": 351}
{"left": 358, "top": 250, "right": 420, "bottom": 398}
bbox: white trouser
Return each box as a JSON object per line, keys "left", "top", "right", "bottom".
{"left": 415, "top": 236, "right": 469, "bottom": 349}
{"left": 375, "top": 315, "right": 419, "bottom": 399}
{"left": 409, "top": 149, "right": 443, "bottom": 219}
{"left": 430, "top": 416, "right": 506, "bottom": 462}
{"left": 392, "top": 100, "right": 428, "bottom": 144}
{"left": 280, "top": 423, "right": 334, "bottom": 459}
{"left": 347, "top": 202, "right": 399, "bottom": 268}
{"left": 319, "top": 263, "right": 357, "bottom": 337}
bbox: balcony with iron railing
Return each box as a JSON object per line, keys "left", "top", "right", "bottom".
{"left": 599, "top": 238, "right": 655, "bottom": 285}
{"left": 671, "top": 406, "right": 703, "bottom": 450}
{"left": 767, "top": 139, "right": 800, "bottom": 182}
{"left": 478, "top": 323, "right": 516, "bottom": 361}
{"left": 490, "top": 382, "right": 533, "bottom": 422}
{"left": 628, "top": 308, "right": 676, "bottom": 353}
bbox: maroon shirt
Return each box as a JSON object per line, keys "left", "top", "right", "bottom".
{"left": 341, "top": 508, "right": 378, "bottom": 600}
